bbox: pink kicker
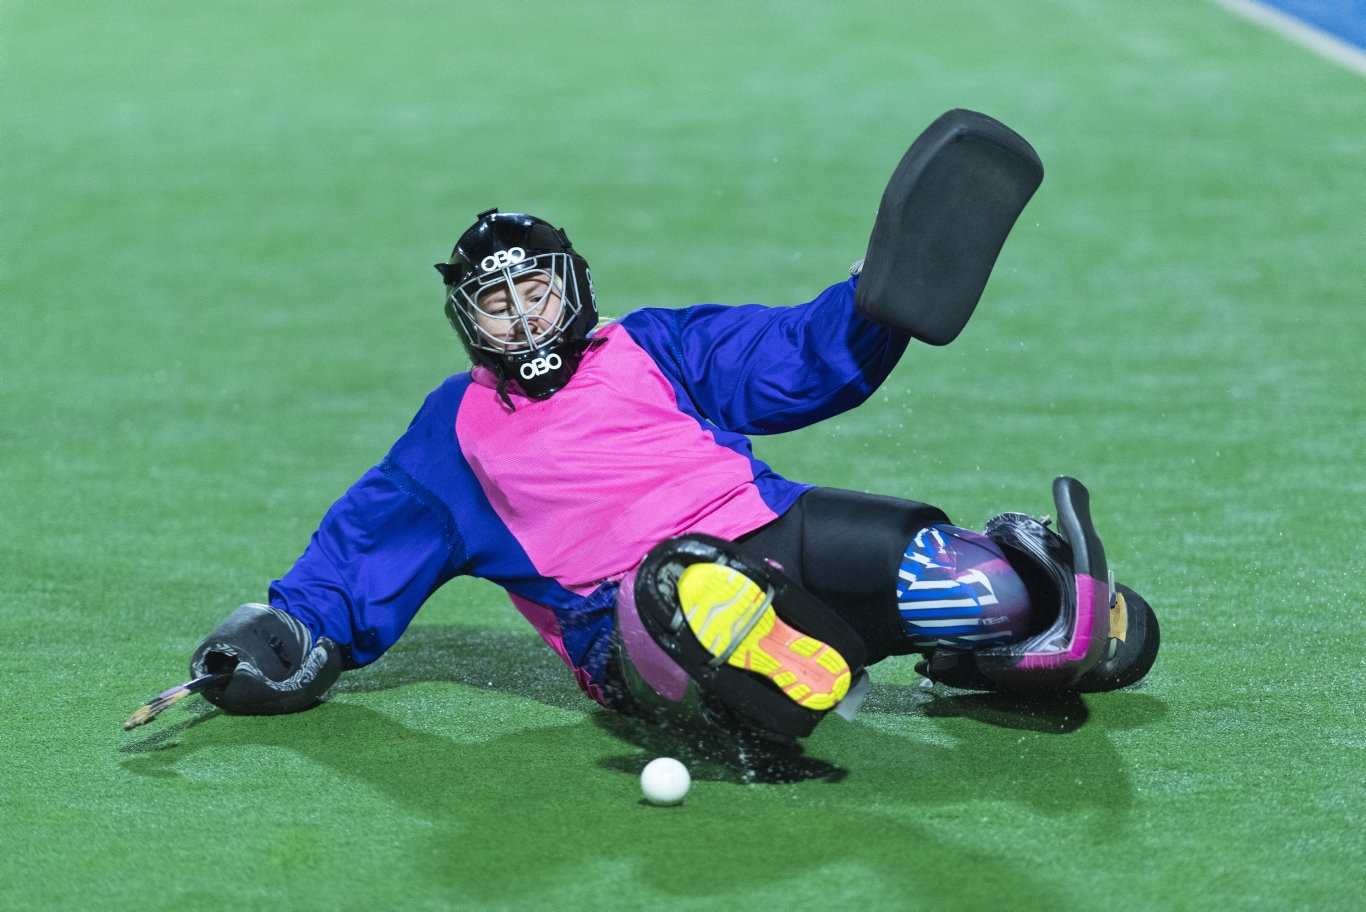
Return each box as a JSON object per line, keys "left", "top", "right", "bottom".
{"left": 1016, "top": 574, "right": 1099, "bottom": 669}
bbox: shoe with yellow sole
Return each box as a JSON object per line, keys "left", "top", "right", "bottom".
{"left": 676, "top": 562, "right": 851, "bottom": 711}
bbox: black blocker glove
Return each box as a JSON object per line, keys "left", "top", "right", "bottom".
{"left": 190, "top": 603, "right": 343, "bottom": 715}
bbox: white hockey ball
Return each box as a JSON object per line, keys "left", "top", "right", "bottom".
{"left": 640, "top": 757, "right": 690, "bottom": 805}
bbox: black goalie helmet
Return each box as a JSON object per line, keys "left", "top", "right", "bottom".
{"left": 435, "top": 209, "right": 598, "bottom": 401}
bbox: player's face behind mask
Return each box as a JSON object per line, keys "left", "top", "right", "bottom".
{"left": 447, "top": 250, "right": 585, "bottom": 401}
{"left": 466, "top": 270, "right": 567, "bottom": 354}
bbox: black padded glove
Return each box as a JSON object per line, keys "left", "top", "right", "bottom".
{"left": 190, "top": 603, "right": 342, "bottom": 715}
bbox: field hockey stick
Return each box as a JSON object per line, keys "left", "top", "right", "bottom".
{"left": 123, "top": 671, "right": 230, "bottom": 730}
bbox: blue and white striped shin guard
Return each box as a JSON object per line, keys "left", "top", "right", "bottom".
{"left": 896, "top": 524, "right": 1032, "bottom": 650}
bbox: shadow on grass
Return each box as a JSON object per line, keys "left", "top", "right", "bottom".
{"left": 592, "top": 708, "right": 852, "bottom": 786}
{"left": 116, "top": 623, "right": 1168, "bottom": 906}
{"left": 327, "top": 621, "right": 588, "bottom": 709}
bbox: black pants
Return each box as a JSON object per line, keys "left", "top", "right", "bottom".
{"left": 602, "top": 486, "right": 951, "bottom": 741}
{"left": 737, "top": 487, "right": 949, "bottom": 664}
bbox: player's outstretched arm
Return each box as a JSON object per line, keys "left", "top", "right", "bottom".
{"left": 189, "top": 603, "right": 343, "bottom": 714}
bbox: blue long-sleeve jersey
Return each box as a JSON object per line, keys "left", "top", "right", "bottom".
{"left": 268, "top": 277, "right": 908, "bottom": 704}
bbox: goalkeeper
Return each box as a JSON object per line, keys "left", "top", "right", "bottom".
{"left": 187, "top": 111, "right": 1159, "bottom": 760}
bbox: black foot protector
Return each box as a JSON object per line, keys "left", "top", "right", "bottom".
{"left": 854, "top": 109, "right": 1044, "bottom": 345}
{"left": 979, "top": 476, "right": 1112, "bottom": 692}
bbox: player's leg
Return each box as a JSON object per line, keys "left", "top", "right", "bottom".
{"left": 616, "top": 533, "right": 870, "bottom": 743}
{"left": 894, "top": 523, "right": 1035, "bottom": 654}
{"left": 742, "top": 479, "right": 1157, "bottom": 694}
{"left": 606, "top": 477, "right": 1157, "bottom": 753}
{"left": 745, "top": 488, "right": 1039, "bottom": 666}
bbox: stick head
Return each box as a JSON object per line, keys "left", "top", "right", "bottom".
{"left": 123, "top": 687, "right": 192, "bottom": 730}
{"left": 122, "top": 672, "right": 225, "bottom": 730}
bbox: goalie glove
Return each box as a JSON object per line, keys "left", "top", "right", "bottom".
{"left": 190, "top": 603, "right": 343, "bottom": 715}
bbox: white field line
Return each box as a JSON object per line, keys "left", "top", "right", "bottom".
{"left": 1211, "top": 0, "right": 1366, "bottom": 77}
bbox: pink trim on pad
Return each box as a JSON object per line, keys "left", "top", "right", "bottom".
{"left": 1017, "top": 573, "right": 1099, "bottom": 669}
{"left": 615, "top": 570, "right": 690, "bottom": 702}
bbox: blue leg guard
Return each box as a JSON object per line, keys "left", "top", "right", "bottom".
{"left": 897, "top": 524, "right": 1033, "bottom": 650}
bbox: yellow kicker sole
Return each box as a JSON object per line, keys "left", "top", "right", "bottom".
{"left": 677, "top": 563, "right": 851, "bottom": 710}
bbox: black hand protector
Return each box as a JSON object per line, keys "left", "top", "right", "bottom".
{"left": 855, "top": 109, "right": 1043, "bottom": 345}
{"left": 190, "top": 603, "right": 342, "bottom": 715}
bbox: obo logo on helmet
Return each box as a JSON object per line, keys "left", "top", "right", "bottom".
{"left": 480, "top": 248, "right": 527, "bottom": 272}
{"left": 519, "top": 354, "right": 563, "bottom": 380}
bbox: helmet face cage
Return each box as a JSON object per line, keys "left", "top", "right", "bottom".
{"left": 438, "top": 210, "right": 597, "bottom": 400}
{"left": 448, "top": 251, "right": 582, "bottom": 358}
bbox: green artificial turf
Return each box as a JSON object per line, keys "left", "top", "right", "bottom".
{"left": 3, "top": 1, "right": 1364, "bottom": 909}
